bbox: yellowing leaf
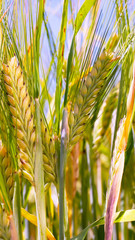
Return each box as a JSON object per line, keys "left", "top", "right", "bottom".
{"left": 21, "top": 208, "right": 56, "bottom": 240}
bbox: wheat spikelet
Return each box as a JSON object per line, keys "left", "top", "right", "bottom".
{"left": 68, "top": 50, "right": 117, "bottom": 152}
{"left": 3, "top": 57, "right": 35, "bottom": 181}
{"left": 40, "top": 119, "right": 56, "bottom": 183}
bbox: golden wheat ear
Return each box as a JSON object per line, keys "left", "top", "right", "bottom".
{"left": 40, "top": 119, "right": 56, "bottom": 183}
{"left": 3, "top": 56, "right": 35, "bottom": 183}
{"left": 68, "top": 50, "right": 118, "bottom": 152}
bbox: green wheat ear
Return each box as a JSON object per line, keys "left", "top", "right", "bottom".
{"left": 40, "top": 119, "right": 56, "bottom": 183}
{"left": 68, "top": 50, "right": 118, "bottom": 152}
{"left": 3, "top": 56, "right": 35, "bottom": 183}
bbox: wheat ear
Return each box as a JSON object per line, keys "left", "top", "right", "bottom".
{"left": 40, "top": 119, "right": 56, "bottom": 183}
{"left": 68, "top": 50, "right": 117, "bottom": 152}
{"left": 3, "top": 57, "right": 35, "bottom": 182}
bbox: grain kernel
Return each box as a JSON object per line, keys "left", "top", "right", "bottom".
{"left": 81, "top": 85, "right": 87, "bottom": 96}
{"left": 3, "top": 64, "right": 10, "bottom": 75}
{"left": 44, "top": 163, "right": 54, "bottom": 174}
{"left": 9, "top": 56, "right": 18, "bottom": 69}
{"left": 77, "top": 94, "right": 83, "bottom": 105}
{"left": 17, "top": 129, "right": 24, "bottom": 139}
{"left": 93, "top": 88, "right": 99, "bottom": 95}
{"left": 31, "top": 130, "right": 35, "bottom": 143}
{"left": 22, "top": 94, "right": 30, "bottom": 110}
{"left": 7, "top": 176, "right": 13, "bottom": 187}
{"left": 68, "top": 112, "right": 74, "bottom": 126}
{"left": 4, "top": 83, "right": 13, "bottom": 94}
{"left": 75, "top": 124, "right": 85, "bottom": 135}
{"left": 91, "top": 67, "right": 98, "bottom": 77}
{"left": 19, "top": 151, "right": 29, "bottom": 162}
{"left": 85, "top": 75, "right": 92, "bottom": 87}
{"left": 12, "top": 116, "right": 21, "bottom": 127}
{"left": 10, "top": 105, "right": 17, "bottom": 116}
{"left": 74, "top": 103, "right": 79, "bottom": 115}
{"left": 17, "top": 75, "right": 23, "bottom": 88}
{"left": 45, "top": 128, "right": 50, "bottom": 145}
{"left": 7, "top": 95, "right": 15, "bottom": 106}
{"left": 95, "top": 59, "right": 102, "bottom": 69}
{"left": 5, "top": 167, "right": 12, "bottom": 177}
{"left": 43, "top": 154, "right": 49, "bottom": 164}
{"left": 17, "top": 138, "right": 27, "bottom": 151}
{"left": 20, "top": 85, "right": 26, "bottom": 99}
{"left": 99, "top": 51, "right": 107, "bottom": 61}
{"left": 2, "top": 156, "right": 9, "bottom": 167}
{"left": 15, "top": 65, "right": 22, "bottom": 80}
{"left": 4, "top": 75, "right": 12, "bottom": 85}
{"left": 71, "top": 134, "right": 80, "bottom": 145}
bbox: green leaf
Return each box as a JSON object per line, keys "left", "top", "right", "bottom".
{"left": 70, "top": 209, "right": 135, "bottom": 240}
{"left": 74, "top": 0, "right": 96, "bottom": 35}
{"left": 64, "top": 38, "right": 74, "bottom": 107}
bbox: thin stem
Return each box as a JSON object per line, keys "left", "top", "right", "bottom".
{"left": 35, "top": 98, "right": 46, "bottom": 240}
{"left": 13, "top": 173, "right": 23, "bottom": 240}
{"left": 59, "top": 108, "right": 69, "bottom": 240}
